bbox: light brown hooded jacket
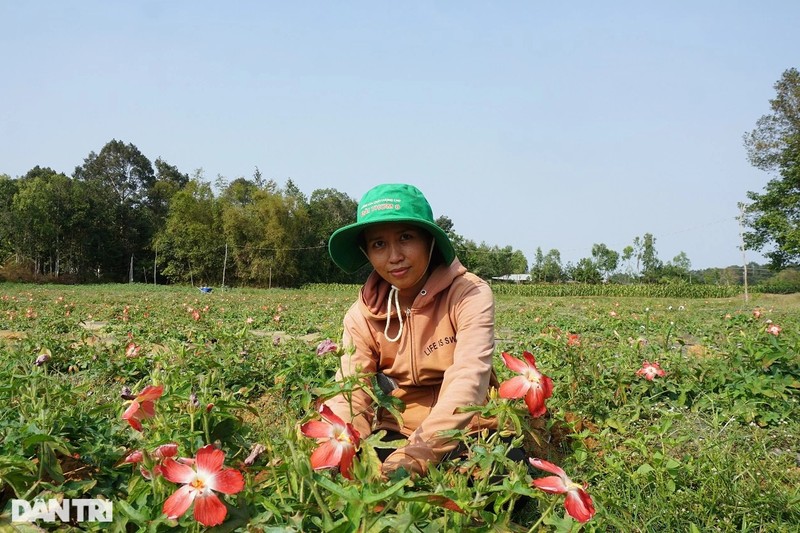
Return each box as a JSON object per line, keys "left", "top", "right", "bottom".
{"left": 326, "top": 258, "right": 499, "bottom": 475}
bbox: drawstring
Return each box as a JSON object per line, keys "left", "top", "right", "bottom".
{"left": 384, "top": 284, "right": 403, "bottom": 342}
{"left": 383, "top": 242, "right": 435, "bottom": 343}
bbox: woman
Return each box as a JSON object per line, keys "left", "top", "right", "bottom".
{"left": 325, "top": 183, "right": 499, "bottom": 476}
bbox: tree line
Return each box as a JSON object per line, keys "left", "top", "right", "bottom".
{"left": 0, "top": 139, "right": 767, "bottom": 288}
{"left": 3, "top": 62, "right": 797, "bottom": 289}
{"left": 0, "top": 141, "right": 531, "bottom": 287}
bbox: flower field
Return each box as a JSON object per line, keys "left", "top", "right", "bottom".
{"left": 1, "top": 282, "right": 798, "bottom": 531}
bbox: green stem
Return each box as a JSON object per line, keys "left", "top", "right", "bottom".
{"left": 526, "top": 497, "right": 559, "bottom": 533}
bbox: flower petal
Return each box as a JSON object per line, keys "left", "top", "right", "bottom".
{"left": 500, "top": 352, "right": 528, "bottom": 373}
{"left": 529, "top": 458, "right": 567, "bottom": 478}
{"left": 346, "top": 422, "right": 361, "bottom": 447}
{"left": 338, "top": 446, "right": 356, "bottom": 480}
{"left": 318, "top": 404, "right": 346, "bottom": 427}
{"left": 123, "top": 450, "right": 143, "bottom": 464}
{"left": 137, "top": 384, "right": 164, "bottom": 402}
{"left": 193, "top": 493, "right": 228, "bottom": 527}
{"left": 122, "top": 401, "right": 140, "bottom": 421}
{"left": 195, "top": 445, "right": 225, "bottom": 475}
{"left": 160, "top": 458, "right": 197, "bottom": 484}
{"left": 301, "top": 419, "right": 333, "bottom": 439}
{"left": 207, "top": 468, "right": 245, "bottom": 495}
{"left": 498, "top": 375, "right": 530, "bottom": 399}
{"left": 138, "top": 400, "right": 156, "bottom": 418}
{"left": 522, "top": 350, "right": 538, "bottom": 368}
{"left": 532, "top": 475, "right": 568, "bottom": 494}
{"left": 155, "top": 443, "right": 179, "bottom": 458}
{"left": 524, "top": 385, "right": 549, "bottom": 417}
{"left": 162, "top": 484, "right": 196, "bottom": 520}
{"left": 309, "top": 440, "right": 343, "bottom": 470}
{"left": 564, "top": 487, "right": 596, "bottom": 522}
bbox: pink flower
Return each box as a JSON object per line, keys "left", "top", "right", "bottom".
{"left": 300, "top": 404, "right": 360, "bottom": 479}
{"left": 529, "top": 458, "right": 595, "bottom": 523}
{"left": 636, "top": 361, "right": 666, "bottom": 381}
{"left": 766, "top": 324, "right": 782, "bottom": 336}
{"left": 161, "top": 445, "right": 245, "bottom": 527}
{"left": 316, "top": 339, "right": 339, "bottom": 356}
{"left": 122, "top": 385, "right": 164, "bottom": 431}
{"left": 753, "top": 309, "right": 762, "bottom": 319}
{"left": 498, "top": 351, "right": 554, "bottom": 417}
{"left": 125, "top": 342, "right": 141, "bottom": 358}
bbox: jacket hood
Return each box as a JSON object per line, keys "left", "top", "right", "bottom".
{"left": 358, "top": 258, "right": 468, "bottom": 319}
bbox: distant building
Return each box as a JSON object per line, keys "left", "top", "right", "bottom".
{"left": 491, "top": 273, "right": 531, "bottom": 283}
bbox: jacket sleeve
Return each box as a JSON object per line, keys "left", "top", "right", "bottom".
{"left": 324, "top": 305, "right": 378, "bottom": 439}
{"left": 383, "top": 277, "right": 495, "bottom": 475}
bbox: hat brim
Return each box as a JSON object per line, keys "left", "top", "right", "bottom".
{"left": 328, "top": 218, "right": 456, "bottom": 274}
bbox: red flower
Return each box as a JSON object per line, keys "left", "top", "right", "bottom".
{"left": 123, "top": 442, "right": 180, "bottom": 479}
{"left": 161, "top": 445, "right": 245, "bottom": 527}
{"left": 300, "top": 404, "right": 360, "bottom": 479}
{"left": 567, "top": 334, "right": 581, "bottom": 347}
{"left": 122, "top": 385, "right": 164, "bottom": 431}
{"left": 636, "top": 360, "right": 666, "bottom": 381}
{"left": 529, "top": 458, "right": 595, "bottom": 523}
{"left": 498, "top": 351, "right": 554, "bottom": 417}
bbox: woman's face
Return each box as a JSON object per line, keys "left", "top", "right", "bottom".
{"left": 363, "top": 222, "right": 433, "bottom": 298}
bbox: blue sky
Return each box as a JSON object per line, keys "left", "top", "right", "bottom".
{"left": 2, "top": 1, "right": 798, "bottom": 270}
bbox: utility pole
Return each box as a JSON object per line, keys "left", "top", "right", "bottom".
{"left": 222, "top": 243, "right": 228, "bottom": 290}
{"left": 738, "top": 203, "right": 749, "bottom": 302}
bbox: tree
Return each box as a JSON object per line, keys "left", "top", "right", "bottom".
{"left": 531, "top": 247, "right": 545, "bottom": 282}
{"left": 640, "top": 233, "right": 662, "bottom": 282}
{"left": 571, "top": 257, "right": 602, "bottom": 284}
{"left": 149, "top": 158, "right": 189, "bottom": 228}
{"left": 591, "top": 243, "right": 619, "bottom": 280}
{"left": 541, "top": 249, "right": 564, "bottom": 282}
{"left": 743, "top": 68, "right": 800, "bottom": 269}
{"left": 305, "top": 188, "right": 359, "bottom": 284}
{"left": 0, "top": 174, "right": 18, "bottom": 261}
{"left": 155, "top": 179, "right": 224, "bottom": 284}
{"left": 661, "top": 251, "right": 693, "bottom": 283}
{"left": 74, "top": 139, "right": 157, "bottom": 280}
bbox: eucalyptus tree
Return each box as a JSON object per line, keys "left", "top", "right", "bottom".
{"left": 591, "top": 243, "right": 620, "bottom": 280}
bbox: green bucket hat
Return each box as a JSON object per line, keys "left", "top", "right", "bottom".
{"left": 328, "top": 183, "right": 456, "bottom": 273}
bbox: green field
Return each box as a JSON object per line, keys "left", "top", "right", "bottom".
{"left": 1, "top": 283, "right": 798, "bottom": 531}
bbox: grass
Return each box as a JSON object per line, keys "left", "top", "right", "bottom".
{"left": 0, "top": 282, "right": 798, "bottom": 531}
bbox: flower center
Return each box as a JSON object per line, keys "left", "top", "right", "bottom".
{"left": 190, "top": 477, "right": 206, "bottom": 490}
{"left": 335, "top": 429, "right": 352, "bottom": 445}
{"left": 524, "top": 370, "right": 540, "bottom": 383}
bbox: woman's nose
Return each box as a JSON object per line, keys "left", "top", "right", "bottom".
{"left": 388, "top": 242, "right": 404, "bottom": 262}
